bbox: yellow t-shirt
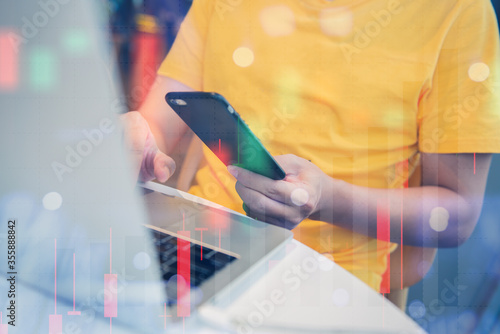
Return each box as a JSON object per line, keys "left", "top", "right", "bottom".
{"left": 158, "top": 0, "right": 500, "bottom": 291}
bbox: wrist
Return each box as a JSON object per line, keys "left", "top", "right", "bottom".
{"left": 309, "top": 172, "right": 330, "bottom": 221}
{"left": 310, "top": 174, "right": 350, "bottom": 223}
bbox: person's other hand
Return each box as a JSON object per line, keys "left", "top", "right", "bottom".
{"left": 121, "top": 111, "right": 175, "bottom": 183}
{"left": 228, "top": 154, "right": 326, "bottom": 229}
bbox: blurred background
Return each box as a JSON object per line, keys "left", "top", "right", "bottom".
{"left": 107, "top": 1, "right": 500, "bottom": 332}
{"left": 107, "top": 0, "right": 191, "bottom": 111}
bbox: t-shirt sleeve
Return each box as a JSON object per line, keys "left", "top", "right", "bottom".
{"left": 157, "top": 0, "right": 214, "bottom": 91}
{"left": 418, "top": 0, "right": 500, "bottom": 153}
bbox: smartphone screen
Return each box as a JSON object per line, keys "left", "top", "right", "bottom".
{"left": 165, "top": 92, "right": 286, "bottom": 180}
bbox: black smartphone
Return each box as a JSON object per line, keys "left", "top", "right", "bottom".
{"left": 165, "top": 92, "right": 286, "bottom": 180}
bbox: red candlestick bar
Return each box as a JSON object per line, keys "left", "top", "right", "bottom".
{"left": 377, "top": 199, "right": 391, "bottom": 294}
{"left": 105, "top": 228, "right": 118, "bottom": 318}
{"left": 177, "top": 231, "right": 191, "bottom": 317}
{"left": 0, "top": 31, "right": 19, "bottom": 90}
{"left": 0, "top": 311, "right": 8, "bottom": 334}
{"left": 49, "top": 239, "right": 62, "bottom": 334}
{"left": 104, "top": 274, "right": 118, "bottom": 318}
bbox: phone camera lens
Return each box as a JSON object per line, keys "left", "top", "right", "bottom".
{"left": 170, "top": 99, "right": 187, "bottom": 106}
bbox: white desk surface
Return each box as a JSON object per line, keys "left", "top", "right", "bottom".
{"left": 142, "top": 182, "right": 425, "bottom": 334}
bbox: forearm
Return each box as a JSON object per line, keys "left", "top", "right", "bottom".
{"left": 389, "top": 244, "right": 437, "bottom": 289}
{"left": 138, "top": 76, "right": 192, "bottom": 155}
{"left": 142, "top": 120, "right": 175, "bottom": 155}
{"left": 139, "top": 102, "right": 184, "bottom": 156}
{"left": 311, "top": 176, "right": 477, "bottom": 247}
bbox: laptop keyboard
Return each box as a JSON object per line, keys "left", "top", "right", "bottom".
{"left": 151, "top": 230, "right": 237, "bottom": 289}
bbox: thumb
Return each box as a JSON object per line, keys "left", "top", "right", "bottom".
{"left": 153, "top": 151, "right": 176, "bottom": 183}
{"left": 273, "top": 154, "right": 301, "bottom": 173}
{"left": 138, "top": 131, "right": 175, "bottom": 183}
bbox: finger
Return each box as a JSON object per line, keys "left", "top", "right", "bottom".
{"left": 235, "top": 181, "right": 298, "bottom": 221}
{"left": 235, "top": 181, "right": 286, "bottom": 215}
{"left": 228, "top": 165, "right": 296, "bottom": 203}
{"left": 153, "top": 151, "right": 176, "bottom": 183}
{"left": 274, "top": 154, "right": 315, "bottom": 183}
{"left": 245, "top": 208, "right": 297, "bottom": 230}
{"left": 138, "top": 147, "right": 156, "bottom": 182}
{"left": 273, "top": 154, "right": 302, "bottom": 173}
{"left": 242, "top": 202, "right": 250, "bottom": 214}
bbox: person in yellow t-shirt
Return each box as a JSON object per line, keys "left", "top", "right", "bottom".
{"left": 123, "top": 0, "right": 500, "bottom": 292}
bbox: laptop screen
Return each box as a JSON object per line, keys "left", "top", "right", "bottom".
{"left": 0, "top": 0, "right": 167, "bottom": 332}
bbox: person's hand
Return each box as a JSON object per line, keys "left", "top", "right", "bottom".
{"left": 121, "top": 111, "right": 175, "bottom": 183}
{"left": 228, "top": 154, "right": 326, "bottom": 229}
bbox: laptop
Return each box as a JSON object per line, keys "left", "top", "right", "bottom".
{"left": 0, "top": 0, "right": 291, "bottom": 332}
{"left": 141, "top": 183, "right": 292, "bottom": 312}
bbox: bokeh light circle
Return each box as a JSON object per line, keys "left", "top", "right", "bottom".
{"left": 42, "top": 192, "right": 63, "bottom": 211}
{"left": 468, "top": 62, "right": 490, "bottom": 82}
{"left": 233, "top": 47, "right": 255, "bottom": 67}
{"left": 133, "top": 251, "right": 151, "bottom": 271}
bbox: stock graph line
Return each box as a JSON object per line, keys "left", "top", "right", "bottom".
{"left": 195, "top": 228, "right": 208, "bottom": 260}
{"left": 158, "top": 303, "right": 172, "bottom": 329}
